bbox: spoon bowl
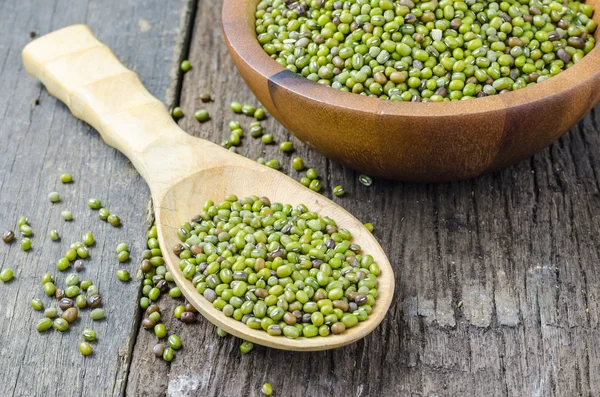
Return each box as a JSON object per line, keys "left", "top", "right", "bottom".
{"left": 22, "top": 25, "right": 395, "bottom": 351}
{"left": 157, "top": 165, "right": 394, "bottom": 350}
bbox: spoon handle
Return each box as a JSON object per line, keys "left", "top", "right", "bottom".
{"left": 21, "top": 24, "right": 209, "bottom": 193}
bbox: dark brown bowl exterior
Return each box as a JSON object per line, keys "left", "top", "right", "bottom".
{"left": 222, "top": 0, "right": 600, "bottom": 182}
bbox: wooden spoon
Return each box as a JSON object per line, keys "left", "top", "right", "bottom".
{"left": 22, "top": 25, "right": 395, "bottom": 351}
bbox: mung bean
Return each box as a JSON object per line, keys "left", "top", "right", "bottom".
{"left": 0, "top": 268, "right": 14, "bottom": 282}
{"left": 60, "top": 174, "right": 73, "bottom": 183}
{"left": 82, "top": 328, "right": 97, "bottom": 341}
{"left": 180, "top": 60, "right": 191, "bottom": 72}
{"left": 48, "top": 192, "right": 60, "bottom": 203}
{"left": 194, "top": 110, "right": 210, "bottom": 122}
{"left": 79, "top": 342, "right": 93, "bottom": 356}
{"left": 88, "top": 198, "right": 102, "bottom": 209}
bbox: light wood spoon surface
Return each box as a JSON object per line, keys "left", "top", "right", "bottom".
{"left": 22, "top": 25, "right": 395, "bottom": 351}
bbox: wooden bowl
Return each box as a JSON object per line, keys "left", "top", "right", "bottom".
{"left": 222, "top": 0, "right": 600, "bottom": 182}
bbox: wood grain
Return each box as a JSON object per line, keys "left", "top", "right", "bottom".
{"left": 2, "top": 1, "right": 600, "bottom": 396}
{"left": 129, "top": 1, "right": 600, "bottom": 396}
{"left": 0, "top": 0, "right": 191, "bottom": 396}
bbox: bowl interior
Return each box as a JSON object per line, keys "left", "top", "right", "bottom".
{"left": 224, "top": 0, "right": 600, "bottom": 116}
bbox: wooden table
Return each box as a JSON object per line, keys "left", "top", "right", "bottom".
{"left": 1, "top": 1, "right": 599, "bottom": 396}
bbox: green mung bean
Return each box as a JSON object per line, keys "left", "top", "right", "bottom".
{"left": 2, "top": 231, "right": 14, "bottom": 243}
{"left": 79, "top": 342, "right": 93, "bottom": 356}
{"left": 266, "top": 159, "right": 280, "bottom": 170}
{"left": 41, "top": 273, "right": 54, "bottom": 284}
{"left": 250, "top": 125, "right": 263, "bottom": 138}
{"left": 53, "top": 318, "right": 69, "bottom": 332}
{"left": 66, "top": 275, "right": 81, "bottom": 289}
{"left": 20, "top": 224, "right": 33, "bottom": 236}
{"left": 261, "top": 383, "right": 273, "bottom": 396}
{"left": 20, "top": 238, "right": 31, "bottom": 251}
{"left": 306, "top": 168, "right": 318, "bottom": 180}
{"left": 162, "top": 347, "right": 174, "bottom": 361}
{"left": 117, "top": 251, "right": 130, "bottom": 263}
{"left": 31, "top": 298, "right": 44, "bottom": 311}
{"left": 174, "top": 305, "right": 185, "bottom": 319}
{"left": 309, "top": 179, "right": 322, "bottom": 192}
{"left": 107, "top": 214, "right": 121, "bottom": 227}
{"left": 172, "top": 107, "right": 184, "bottom": 119}
{"left": 98, "top": 208, "right": 110, "bottom": 220}
{"left": 149, "top": 312, "right": 161, "bottom": 323}
{"left": 65, "top": 286, "right": 80, "bottom": 298}
{"left": 56, "top": 257, "right": 71, "bottom": 272}
{"left": 333, "top": 185, "right": 345, "bottom": 197}
{"left": 60, "top": 173, "right": 73, "bottom": 183}
{"left": 254, "top": 108, "right": 266, "bottom": 120}
{"left": 45, "top": 307, "right": 58, "bottom": 318}
{"left": 90, "top": 308, "right": 105, "bottom": 320}
{"left": 217, "top": 327, "right": 228, "bottom": 337}
{"left": 149, "top": 287, "right": 160, "bottom": 301}
{"left": 80, "top": 280, "right": 93, "bottom": 291}
{"left": 76, "top": 294, "right": 88, "bottom": 309}
{"left": 140, "top": 297, "right": 150, "bottom": 309}
{"left": 0, "top": 269, "right": 14, "bottom": 282}
{"left": 154, "top": 323, "right": 167, "bottom": 338}
{"left": 48, "top": 192, "right": 60, "bottom": 203}
{"left": 241, "top": 104, "right": 256, "bottom": 116}
{"left": 83, "top": 232, "right": 94, "bottom": 246}
{"left": 88, "top": 198, "right": 102, "bottom": 209}
{"left": 359, "top": 174, "right": 373, "bottom": 187}
{"left": 44, "top": 281, "right": 56, "bottom": 296}
{"left": 87, "top": 286, "right": 100, "bottom": 297}
{"left": 240, "top": 340, "right": 254, "bottom": 353}
{"left": 194, "top": 110, "right": 210, "bottom": 122}
{"left": 261, "top": 134, "right": 273, "bottom": 144}
{"left": 279, "top": 141, "right": 294, "bottom": 152}
{"left": 180, "top": 60, "right": 191, "bottom": 72}
{"left": 292, "top": 157, "right": 304, "bottom": 171}
{"left": 117, "top": 269, "right": 131, "bottom": 281}
{"left": 66, "top": 249, "right": 77, "bottom": 261}
{"left": 116, "top": 243, "right": 129, "bottom": 253}
{"left": 37, "top": 318, "right": 53, "bottom": 332}
{"left": 82, "top": 328, "right": 97, "bottom": 341}
{"left": 77, "top": 246, "right": 89, "bottom": 259}
{"left": 61, "top": 210, "right": 73, "bottom": 221}
{"left": 168, "top": 334, "right": 182, "bottom": 350}
{"left": 49, "top": 229, "right": 60, "bottom": 241}
{"left": 231, "top": 102, "right": 243, "bottom": 113}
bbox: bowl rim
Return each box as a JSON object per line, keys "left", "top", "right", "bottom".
{"left": 222, "top": 0, "right": 600, "bottom": 118}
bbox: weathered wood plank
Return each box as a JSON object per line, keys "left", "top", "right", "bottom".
{"left": 127, "top": 1, "right": 600, "bottom": 396}
{"left": 0, "top": 0, "right": 191, "bottom": 396}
